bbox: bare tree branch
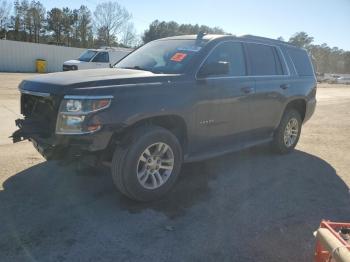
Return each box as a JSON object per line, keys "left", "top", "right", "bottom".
{"left": 94, "top": 1, "right": 131, "bottom": 46}
{"left": 121, "top": 22, "right": 139, "bottom": 47}
{"left": 0, "top": 0, "right": 11, "bottom": 29}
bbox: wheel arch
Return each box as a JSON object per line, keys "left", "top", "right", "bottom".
{"left": 107, "top": 114, "right": 188, "bottom": 157}
{"left": 282, "top": 98, "right": 307, "bottom": 122}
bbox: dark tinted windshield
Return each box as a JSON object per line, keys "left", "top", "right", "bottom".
{"left": 115, "top": 39, "right": 208, "bottom": 74}
{"left": 79, "top": 50, "right": 98, "bottom": 62}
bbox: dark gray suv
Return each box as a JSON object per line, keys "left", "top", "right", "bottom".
{"left": 13, "top": 34, "right": 317, "bottom": 201}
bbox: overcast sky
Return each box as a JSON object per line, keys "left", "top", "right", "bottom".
{"left": 40, "top": 0, "right": 350, "bottom": 50}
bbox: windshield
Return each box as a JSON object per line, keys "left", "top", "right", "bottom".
{"left": 79, "top": 50, "right": 98, "bottom": 62}
{"left": 115, "top": 39, "right": 208, "bottom": 74}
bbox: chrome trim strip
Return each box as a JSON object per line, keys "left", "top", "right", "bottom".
{"left": 20, "top": 89, "right": 50, "bottom": 97}
{"left": 286, "top": 50, "right": 298, "bottom": 76}
{"left": 63, "top": 95, "right": 114, "bottom": 100}
{"left": 195, "top": 39, "right": 291, "bottom": 80}
{"left": 55, "top": 128, "right": 101, "bottom": 135}
{"left": 199, "top": 75, "right": 290, "bottom": 80}
{"left": 75, "top": 82, "right": 163, "bottom": 90}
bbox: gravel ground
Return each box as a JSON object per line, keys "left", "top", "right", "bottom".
{"left": 0, "top": 73, "right": 349, "bottom": 262}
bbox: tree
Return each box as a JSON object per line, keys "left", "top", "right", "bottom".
{"left": 95, "top": 25, "right": 116, "bottom": 47}
{"left": 0, "top": 0, "right": 11, "bottom": 31}
{"left": 288, "top": 32, "right": 314, "bottom": 49}
{"left": 94, "top": 1, "right": 131, "bottom": 46}
{"left": 344, "top": 52, "right": 350, "bottom": 74}
{"left": 27, "top": 1, "right": 45, "bottom": 43}
{"left": 308, "top": 44, "right": 328, "bottom": 73}
{"left": 329, "top": 47, "right": 344, "bottom": 73}
{"left": 277, "top": 36, "right": 284, "bottom": 42}
{"left": 12, "top": 0, "right": 29, "bottom": 41}
{"left": 76, "top": 5, "right": 92, "bottom": 47}
{"left": 121, "top": 22, "right": 138, "bottom": 47}
{"left": 61, "top": 7, "right": 74, "bottom": 46}
{"left": 142, "top": 20, "right": 225, "bottom": 43}
{"left": 47, "top": 7, "right": 63, "bottom": 43}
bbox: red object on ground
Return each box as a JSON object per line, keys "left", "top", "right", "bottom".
{"left": 314, "top": 220, "right": 350, "bottom": 262}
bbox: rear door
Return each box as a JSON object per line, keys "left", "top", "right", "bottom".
{"left": 193, "top": 41, "right": 255, "bottom": 153}
{"left": 244, "top": 42, "right": 289, "bottom": 137}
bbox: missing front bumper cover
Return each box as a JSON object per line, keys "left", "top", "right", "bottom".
{"left": 11, "top": 118, "right": 51, "bottom": 143}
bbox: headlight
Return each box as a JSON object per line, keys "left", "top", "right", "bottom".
{"left": 56, "top": 95, "right": 113, "bottom": 134}
{"left": 66, "top": 99, "right": 83, "bottom": 112}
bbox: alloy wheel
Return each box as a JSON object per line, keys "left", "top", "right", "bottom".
{"left": 136, "top": 142, "right": 175, "bottom": 190}
{"left": 283, "top": 118, "right": 299, "bottom": 147}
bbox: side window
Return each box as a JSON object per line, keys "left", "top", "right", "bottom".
{"left": 92, "top": 52, "right": 109, "bottom": 63}
{"left": 202, "top": 42, "right": 246, "bottom": 76}
{"left": 246, "top": 43, "right": 284, "bottom": 76}
{"left": 288, "top": 48, "right": 314, "bottom": 76}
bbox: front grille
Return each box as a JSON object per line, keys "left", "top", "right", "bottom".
{"left": 63, "top": 65, "right": 77, "bottom": 71}
{"left": 20, "top": 93, "right": 60, "bottom": 137}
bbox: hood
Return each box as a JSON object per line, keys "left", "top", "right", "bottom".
{"left": 19, "top": 68, "right": 178, "bottom": 95}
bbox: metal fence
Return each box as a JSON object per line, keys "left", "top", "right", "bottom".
{"left": 0, "top": 40, "right": 130, "bottom": 73}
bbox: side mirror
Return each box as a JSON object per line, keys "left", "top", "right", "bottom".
{"left": 198, "top": 61, "right": 230, "bottom": 78}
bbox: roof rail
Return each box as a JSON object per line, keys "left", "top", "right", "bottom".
{"left": 241, "top": 34, "right": 294, "bottom": 46}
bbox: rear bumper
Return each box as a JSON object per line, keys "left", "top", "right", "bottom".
{"left": 304, "top": 98, "right": 316, "bottom": 123}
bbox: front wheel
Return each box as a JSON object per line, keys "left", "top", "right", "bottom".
{"left": 111, "top": 126, "right": 183, "bottom": 201}
{"left": 272, "top": 109, "right": 302, "bottom": 154}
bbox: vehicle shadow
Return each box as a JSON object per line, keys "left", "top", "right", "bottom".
{"left": 0, "top": 146, "right": 349, "bottom": 261}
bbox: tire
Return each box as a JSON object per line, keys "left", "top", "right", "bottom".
{"left": 272, "top": 109, "right": 302, "bottom": 154}
{"left": 111, "top": 125, "right": 183, "bottom": 201}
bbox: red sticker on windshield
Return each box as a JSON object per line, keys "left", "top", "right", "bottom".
{"left": 171, "top": 52, "right": 187, "bottom": 62}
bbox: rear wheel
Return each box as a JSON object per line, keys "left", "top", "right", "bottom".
{"left": 111, "top": 126, "right": 183, "bottom": 201}
{"left": 272, "top": 109, "right": 302, "bottom": 154}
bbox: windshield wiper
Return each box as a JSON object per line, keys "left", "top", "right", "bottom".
{"left": 117, "top": 66, "right": 165, "bottom": 74}
{"left": 119, "top": 66, "right": 152, "bottom": 72}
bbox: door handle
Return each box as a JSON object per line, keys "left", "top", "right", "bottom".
{"left": 241, "top": 86, "right": 253, "bottom": 94}
{"left": 280, "top": 84, "right": 290, "bottom": 90}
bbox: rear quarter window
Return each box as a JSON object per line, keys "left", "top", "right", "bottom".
{"left": 288, "top": 48, "right": 314, "bottom": 76}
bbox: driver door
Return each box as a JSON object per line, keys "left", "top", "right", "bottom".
{"left": 193, "top": 41, "right": 255, "bottom": 154}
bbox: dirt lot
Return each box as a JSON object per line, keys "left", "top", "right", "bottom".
{"left": 0, "top": 73, "right": 350, "bottom": 262}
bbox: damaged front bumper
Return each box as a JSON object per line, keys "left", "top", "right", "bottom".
{"left": 12, "top": 118, "right": 114, "bottom": 161}
{"left": 12, "top": 118, "right": 51, "bottom": 143}
{"left": 12, "top": 88, "right": 116, "bottom": 162}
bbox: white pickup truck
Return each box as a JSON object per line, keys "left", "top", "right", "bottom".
{"left": 63, "top": 48, "right": 131, "bottom": 71}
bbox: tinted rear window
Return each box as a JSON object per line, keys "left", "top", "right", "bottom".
{"left": 246, "top": 43, "right": 284, "bottom": 76}
{"left": 288, "top": 48, "right": 314, "bottom": 76}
